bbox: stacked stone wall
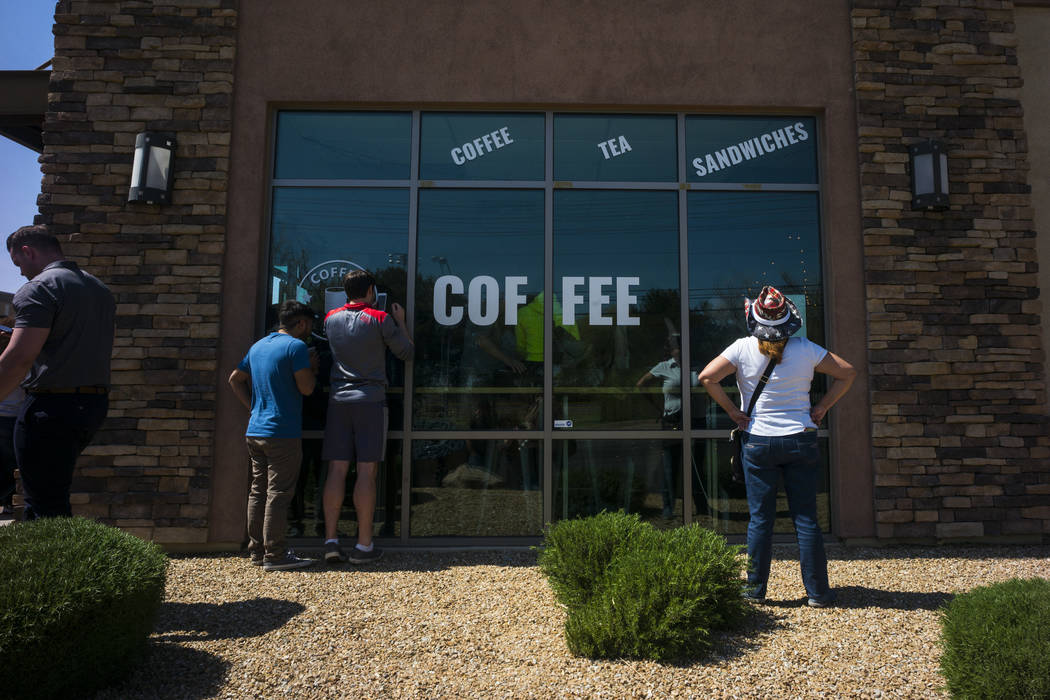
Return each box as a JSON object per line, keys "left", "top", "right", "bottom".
{"left": 851, "top": 0, "right": 1049, "bottom": 541}
{"left": 38, "top": 0, "right": 236, "bottom": 543}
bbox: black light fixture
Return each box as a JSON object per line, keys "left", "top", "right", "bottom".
{"left": 128, "top": 132, "right": 176, "bottom": 204}
{"left": 909, "top": 139, "right": 949, "bottom": 210}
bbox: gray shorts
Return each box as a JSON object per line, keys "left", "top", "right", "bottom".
{"left": 322, "top": 400, "right": 387, "bottom": 462}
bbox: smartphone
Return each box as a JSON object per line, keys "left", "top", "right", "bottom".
{"left": 374, "top": 292, "right": 388, "bottom": 312}
{"left": 0, "top": 325, "right": 12, "bottom": 334}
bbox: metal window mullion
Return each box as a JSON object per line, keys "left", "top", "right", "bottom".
{"left": 551, "top": 180, "right": 679, "bottom": 190}
{"left": 401, "top": 111, "right": 421, "bottom": 544}
{"left": 684, "top": 182, "right": 820, "bottom": 192}
{"left": 542, "top": 111, "right": 554, "bottom": 527}
{"left": 272, "top": 178, "right": 413, "bottom": 188}
{"left": 677, "top": 113, "right": 693, "bottom": 526}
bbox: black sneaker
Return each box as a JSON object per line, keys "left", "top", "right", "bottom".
{"left": 325, "top": 542, "right": 347, "bottom": 564}
{"left": 250, "top": 556, "right": 264, "bottom": 567}
{"left": 263, "top": 551, "right": 315, "bottom": 571}
{"left": 348, "top": 546, "right": 383, "bottom": 564}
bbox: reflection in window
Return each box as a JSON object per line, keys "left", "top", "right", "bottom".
{"left": 553, "top": 114, "right": 677, "bottom": 182}
{"left": 410, "top": 439, "right": 541, "bottom": 536}
{"left": 553, "top": 190, "right": 681, "bottom": 430}
{"left": 275, "top": 112, "right": 412, "bottom": 180}
{"left": 691, "top": 437, "right": 830, "bottom": 534}
{"left": 270, "top": 187, "right": 410, "bottom": 429}
{"left": 288, "top": 439, "right": 402, "bottom": 539}
{"left": 414, "top": 189, "right": 544, "bottom": 430}
{"left": 552, "top": 439, "right": 682, "bottom": 526}
{"left": 420, "top": 113, "right": 545, "bottom": 181}
{"left": 687, "top": 191, "right": 824, "bottom": 431}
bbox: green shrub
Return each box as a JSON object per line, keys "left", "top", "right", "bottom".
{"left": 537, "top": 510, "right": 656, "bottom": 609}
{"left": 0, "top": 517, "right": 168, "bottom": 700}
{"left": 539, "top": 512, "right": 749, "bottom": 661}
{"left": 939, "top": 577, "right": 1050, "bottom": 700}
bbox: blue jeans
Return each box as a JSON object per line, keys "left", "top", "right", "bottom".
{"left": 742, "top": 431, "right": 832, "bottom": 601}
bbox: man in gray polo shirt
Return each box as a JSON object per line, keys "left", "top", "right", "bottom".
{"left": 0, "top": 225, "right": 115, "bottom": 519}
{"left": 322, "top": 269, "right": 413, "bottom": 564}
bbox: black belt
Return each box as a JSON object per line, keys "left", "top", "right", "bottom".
{"left": 29, "top": 386, "right": 109, "bottom": 395}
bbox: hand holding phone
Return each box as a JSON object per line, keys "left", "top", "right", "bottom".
{"left": 0, "top": 325, "right": 12, "bottom": 334}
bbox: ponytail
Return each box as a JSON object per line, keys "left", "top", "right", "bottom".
{"left": 758, "top": 338, "right": 787, "bottom": 364}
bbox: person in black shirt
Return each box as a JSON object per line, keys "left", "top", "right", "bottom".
{"left": 0, "top": 225, "right": 115, "bottom": 519}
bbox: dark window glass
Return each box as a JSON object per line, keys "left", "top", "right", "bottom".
{"left": 692, "top": 437, "right": 830, "bottom": 534}
{"left": 269, "top": 187, "right": 410, "bottom": 429}
{"left": 553, "top": 190, "right": 681, "bottom": 430}
{"left": 414, "top": 189, "right": 544, "bottom": 430}
{"left": 274, "top": 112, "right": 412, "bottom": 180}
{"left": 410, "top": 439, "right": 542, "bottom": 536}
{"left": 686, "top": 116, "right": 818, "bottom": 184}
{"left": 289, "top": 439, "right": 402, "bottom": 539}
{"left": 553, "top": 114, "right": 677, "bottom": 182}
{"left": 420, "top": 113, "right": 544, "bottom": 181}
{"left": 686, "top": 191, "right": 824, "bottom": 430}
{"left": 552, "top": 439, "right": 682, "bottom": 526}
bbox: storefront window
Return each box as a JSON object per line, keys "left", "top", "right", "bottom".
{"left": 420, "top": 113, "right": 545, "bottom": 181}
{"left": 553, "top": 114, "right": 677, "bottom": 182}
{"left": 274, "top": 111, "right": 412, "bottom": 180}
{"left": 410, "top": 439, "right": 541, "bottom": 536}
{"left": 552, "top": 439, "right": 682, "bottom": 526}
{"left": 553, "top": 190, "right": 681, "bottom": 430}
{"left": 267, "top": 110, "right": 830, "bottom": 540}
{"left": 269, "top": 187, "right": 410, "bottom": 429}
{"left": 687, "top": 191, "right": 824, "bottom": 430}
{"left": 414, "top": 189, "right": 544, "bottom": 431}
{"left": 686, "top": 116, "right": 818, "bottom": 184}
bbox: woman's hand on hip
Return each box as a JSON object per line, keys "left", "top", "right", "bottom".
{"left": 729, "top": 407, "right": 750, "bottom": 430}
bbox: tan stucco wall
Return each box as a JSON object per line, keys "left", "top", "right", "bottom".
{"left": 214, "top": 1, "right": 872, "bottom": 541}
{"left": 1017, "top": 6, "right": 1050, "bottom": 416}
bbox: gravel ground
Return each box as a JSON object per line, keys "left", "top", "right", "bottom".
{"left": 97, "top": 544, "right": 1050, "bottom": 699}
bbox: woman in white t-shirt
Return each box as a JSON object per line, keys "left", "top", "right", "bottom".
{"left": 697, "top": 286, "right": 856, "bottom": 607}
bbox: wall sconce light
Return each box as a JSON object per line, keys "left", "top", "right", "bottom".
{"left": 128, "top": 132, "right": 176, "bottom": 204}
{"left": 909, "top": 139, "right": 949, "bottom": 210}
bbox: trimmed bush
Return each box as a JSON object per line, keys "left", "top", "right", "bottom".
{"left": 537, "top": 510, "right": 656, "bottom": 609}
{"left": 939, "top": 577, "right": 1050, "bottom": 700}
{"left": 539, "top": 511, "right": 749, "bottom": 661}
{"left": 0, "top": 517, "right": 168, "bottom": 700}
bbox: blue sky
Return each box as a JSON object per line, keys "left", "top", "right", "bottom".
{"left": 0, "top": 2, "right": 56, "bottom": 294}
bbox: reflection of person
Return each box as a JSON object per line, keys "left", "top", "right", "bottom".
{"left": 636, "top": 336, "right": 683, "bottom": 519}
{"left": 0, "top": 317, "right": 24, "bottom": 516}
{"left": 698, "top": 286, "right": 855, "bottom": 607}
{"left": 322, "top": 269, "right": 413, "bottom": 564}
{"left": 229, "top": 300, "right": 318, "bottom": 571}
{"left": 0, "top": 226, "right": 115, "bottom": 520}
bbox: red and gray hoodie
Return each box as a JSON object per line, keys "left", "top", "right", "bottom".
{"left": 324, "top": 302, "right": 414, "bottom": 403}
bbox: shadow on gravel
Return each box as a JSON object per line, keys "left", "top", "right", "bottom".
{"left": 298, "top": 549, "right": 541, "bottom": 573}
{"left": 762, "top": 586, "right": 953, "bottom": 611}
{"left": 661, "top": 605, "right": 786, "bottom": 668}
{"left": 825, "top": 544, "right": 1050, "bottom": 562}
{"left": 93, "top": 644, "right": 230, "bottom": 700}
{"left": 154, "top": 597, "right": 307, "bottom": 641}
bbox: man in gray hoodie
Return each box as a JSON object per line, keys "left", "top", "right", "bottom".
{"left": 322, "top": 269, "right": 413, "bottom": 564}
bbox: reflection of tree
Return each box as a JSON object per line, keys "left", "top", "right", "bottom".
{"left": 687, "top": 270, "right": 825, "bottom": 366}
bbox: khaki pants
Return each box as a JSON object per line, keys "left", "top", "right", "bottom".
{"left": 246, "top": 437, "right": 302, "bottom": 561}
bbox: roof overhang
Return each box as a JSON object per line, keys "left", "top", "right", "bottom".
{"left": 0, "top": 70, "right": 50, "bottom": 153}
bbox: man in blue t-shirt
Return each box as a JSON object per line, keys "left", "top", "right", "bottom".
{"left": 228, "top": 300, "right": 318, "bottom": 571}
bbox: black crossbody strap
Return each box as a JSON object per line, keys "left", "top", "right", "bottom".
{"left": 745, "top": 357, "right": 779, "bottom": 417}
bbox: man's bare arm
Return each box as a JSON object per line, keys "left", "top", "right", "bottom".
{"left": 228, "top": 368, "right": 252, "bottom": 410}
